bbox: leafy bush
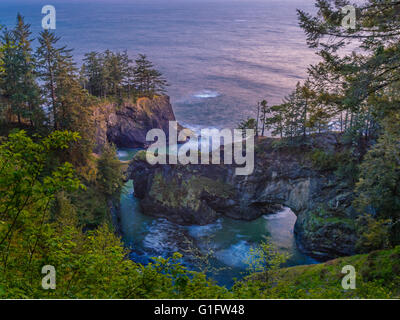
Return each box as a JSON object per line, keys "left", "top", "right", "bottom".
{"left": 309, "top": 149, "right": 338, "bottom": 171}
{"left": 356, "top": 215, "right": 392, "bottom": 253}
{"left": 245, "top": 238, "right": 290, "bottom": 283}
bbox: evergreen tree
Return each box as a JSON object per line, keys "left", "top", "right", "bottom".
{"left": 103, "top": 50, "right": 131, "bottom": 99}
{"left": 0, "top": 30, "right": 21, "bottom": 125}
{"left": 238, "top": 118, "right": 257, "bottom": 138}
{"left": 355, "top": 113, "right": 400, "bottom": 226}
{"left": 36, "top": 30, "right": 94, "bottom": 168}
{"left": 82, "top": 50, "right": 134, "bottom": 99}
{"left": 0, "top": 15, "right": 42, "bottom": 128}
{"left": 96, "top": 143, "right": 124, "bottom": 199}
{"left": 265, "top": 104, "right": 285, "bottom": 138}
{"left": 260, "top": 100, "right": 268, "bottom": 136}
{"left": 36, "top": 30, "right": 74, "bottom": 130}
{"left": 133, "top": 54, "right": 168, "bottom": 98}
{"left": 81, "top": 51, "right": 105, "bottom": 97}
{"left": 298, "top": 0, "right": 400, "bottom": 139}
{"left": 13, "top": 14, "right": 43, "bottom": 128}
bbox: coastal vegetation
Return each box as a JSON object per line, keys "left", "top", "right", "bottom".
{"left": 81, "top": 51, "right": 168, "bottom": 100}
{"left": 238, "top": 0, "right": 400, "bottom": 255}
{"left": 1, "top": 0, "right": 400, "bottom": 299}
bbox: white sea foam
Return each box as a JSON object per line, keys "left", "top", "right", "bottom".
{"left": 263, "top": 207, "right": 293, "bottom": 220}
{"left": 193, "top": 90, "right": 220, "bottom": 99}
{"left": 187, "top": 219, "right": 223, "bottom": 238}
{"left": 117, "top": 150, "right": 128, "bottom": 159}
{"left": 142, "top": 219, "right": 182, "bottom": 253}
{"left": 215, "top": 241, "right": 251, "bottom": 268}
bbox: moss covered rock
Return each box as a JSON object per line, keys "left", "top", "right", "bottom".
{"left": 129, "top": 133, "right": 360, "bottom": 258}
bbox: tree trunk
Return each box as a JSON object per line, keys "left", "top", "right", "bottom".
{"left": 256, "top": 102, "right": 260, "bottom": 137}
{"left": 47, "top": 56, "right": 57, "bottom": 130}
{"left": 303, "top": 100, "right": 308, "bottom": 138}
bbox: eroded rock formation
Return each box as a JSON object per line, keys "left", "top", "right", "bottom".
{"left": 93, "top": 95, "right": 178, "bottom": 152}
{"left": 128, "top": 134, "right": 359, "bottom": 260}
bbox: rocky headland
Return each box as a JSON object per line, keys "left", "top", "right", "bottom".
{"left": 128, "top": 134, "right": 359, "bottom": 260}
{"left": 93, "top": 95, "right": 360, "bottom": 261}
{"left": 93, "top": 95, "right": 180, "bottom": 152}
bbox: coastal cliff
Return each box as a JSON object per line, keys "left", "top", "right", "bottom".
{"left": 93, "top": 95, "right": 178, "bottom": 152}
{"left": 128, "top": 134, "right": 359, "bottom": 260}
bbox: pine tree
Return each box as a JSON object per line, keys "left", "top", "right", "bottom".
{"left": 36, "top": 30, "right": 74, "bottom": 130}
{"left": 82, "top": 50, "right": 134, "bottom": 100}
{"left": 355, "top": 113, "right": 400, "bottom": 221}
{"left": 0, "top": 30, "right": 21, "bottom": 125}
{"left": 36, "top": 30, "right": 94, "bottom": 167}
{"left": 298, "top": 0, "right": 400, "bottom": 139}
{"left": 81, "top": 51, "right": 105, "bottom": 97}
{"left": 13, "top": 14, "right": 43, "bottom": 128}
{"left": 260, "top": 100, "right": 268, "bottom": 137}
{"left": 0, "top": 14, "right": 43, "bottom": 128}
{"left": 96, "top": 143, "right": 124, "bottom": 199}
{"left": 103, "top": 50, "right": 131, "bottom": 99}
{"left": 265, "top": 104, "right": 285, "bottom": 138}
{"left": 133, "top": 54, "right": 168, "bottom": 98}
{"left": 354, "top": 113, "right": 400, "bottom": 246}
{"left": 238, "top": 118, "right": 257, "bottom": 138}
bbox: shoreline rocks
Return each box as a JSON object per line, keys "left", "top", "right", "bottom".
{"left": 93, "top": 95, "right": 180, "bottom": 152}
{"left": 128, "top": 134, "right": 359, "bottom": 260}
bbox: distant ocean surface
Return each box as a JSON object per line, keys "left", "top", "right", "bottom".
{"left": 1, "top": 0, "right": 318, "bottom": 130}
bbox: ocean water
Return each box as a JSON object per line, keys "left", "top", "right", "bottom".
{"left": 1, "top": 0, "right": 320, "bottom": 286}
{"left": 118, "top": 148, "right": 317, "bottom": 286}
{"left": 0, "top": 0, "right": 317, "bottom": 129}
{"left": 120, "top": 177, "right": 317, "bottom": 287}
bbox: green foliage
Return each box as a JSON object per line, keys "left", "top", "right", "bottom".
{"left": 237, "top": 117, "right": 256, "bottom": 130}
{"left": 0, "top": 130, "right": 228, "bottom": 299}
{"left": 96, "top": 143, "right": 124, "bottom": 199}
{"left": 81, "top": 50, "right": 131, "bottom": 99}
{"left": 1, "top": 6, "right": 400, "bottom": 299}
{"left": 81, "top": 51, "right": 168, "bottom": 100}
{"left": 0, "top": 130, "right": 83, "bottom": 296}
{"left": 333, "top": 150, "right": 359, "bottom": 185}
{"left": 234, "top": 246, "right": 400, "bottom": 299}
{"left": 309, "top": 147, "right": 359, "bottom": 184}
{"left": 133, "top": 54, "right": 168, "bottom": 98}
{"left": 71, "top": 143, "right": 125, "bottom": 228}
{"left": 263, "top": 80, "right": 334, "bottom": 141}
{"left": 237, "top": 117, "right": 256, "bottom": 138}
{"left": 36, "top": 30, "right": 72, "bottom": 131}
{"left": 309, "top": 149, "right": 338, "bottom": 171}
{"left": 297, "top": 0, "right": 400, "bottom": 141}
{"left": 356, "top": 215, "right": 391, "bottom": 253}
{"left": 0, "top": 16, "right": 43, "bottom": 128}
{"left": 0, "top": 130, "right": 399, "bottom": 299}
{"left": 259, "top": 100, "right": 268, "bottom": 136}
{"left": 245, "top": 238, "right": 290, "bottom": 283}
{"left": 354, "top": 114, "right": 400, "bottom": 227}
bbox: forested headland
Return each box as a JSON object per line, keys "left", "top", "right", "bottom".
{"left": 0, "top": 0, "right": 400, "bottom": 299}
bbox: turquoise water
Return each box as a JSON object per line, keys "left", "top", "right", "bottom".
{"left": 118, "top": 148, "right": 317, "bottom": 287}
{"left": 117, "top": 148, "right": 142, "bottom": 162}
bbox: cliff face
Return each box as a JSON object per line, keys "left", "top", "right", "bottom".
{"left": 93, "top": 96, "right": 177, "bottom": 152}
{"left": 128, "top": 134, "right": 359, "bottom": 260}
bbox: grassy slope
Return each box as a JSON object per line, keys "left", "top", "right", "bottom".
{"left": 235, "top": 246, "right": 400, "bottom": 299}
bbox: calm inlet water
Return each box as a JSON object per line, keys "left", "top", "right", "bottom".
{"left": 118, "top": 149, "right": 317, "bottom": 287}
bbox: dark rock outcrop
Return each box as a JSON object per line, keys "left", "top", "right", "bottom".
{"left": 93, "top": 96, "right": 178, "bottom": 152}
{"left": 128, "top": 134, "right": 359, "bottom": 260}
